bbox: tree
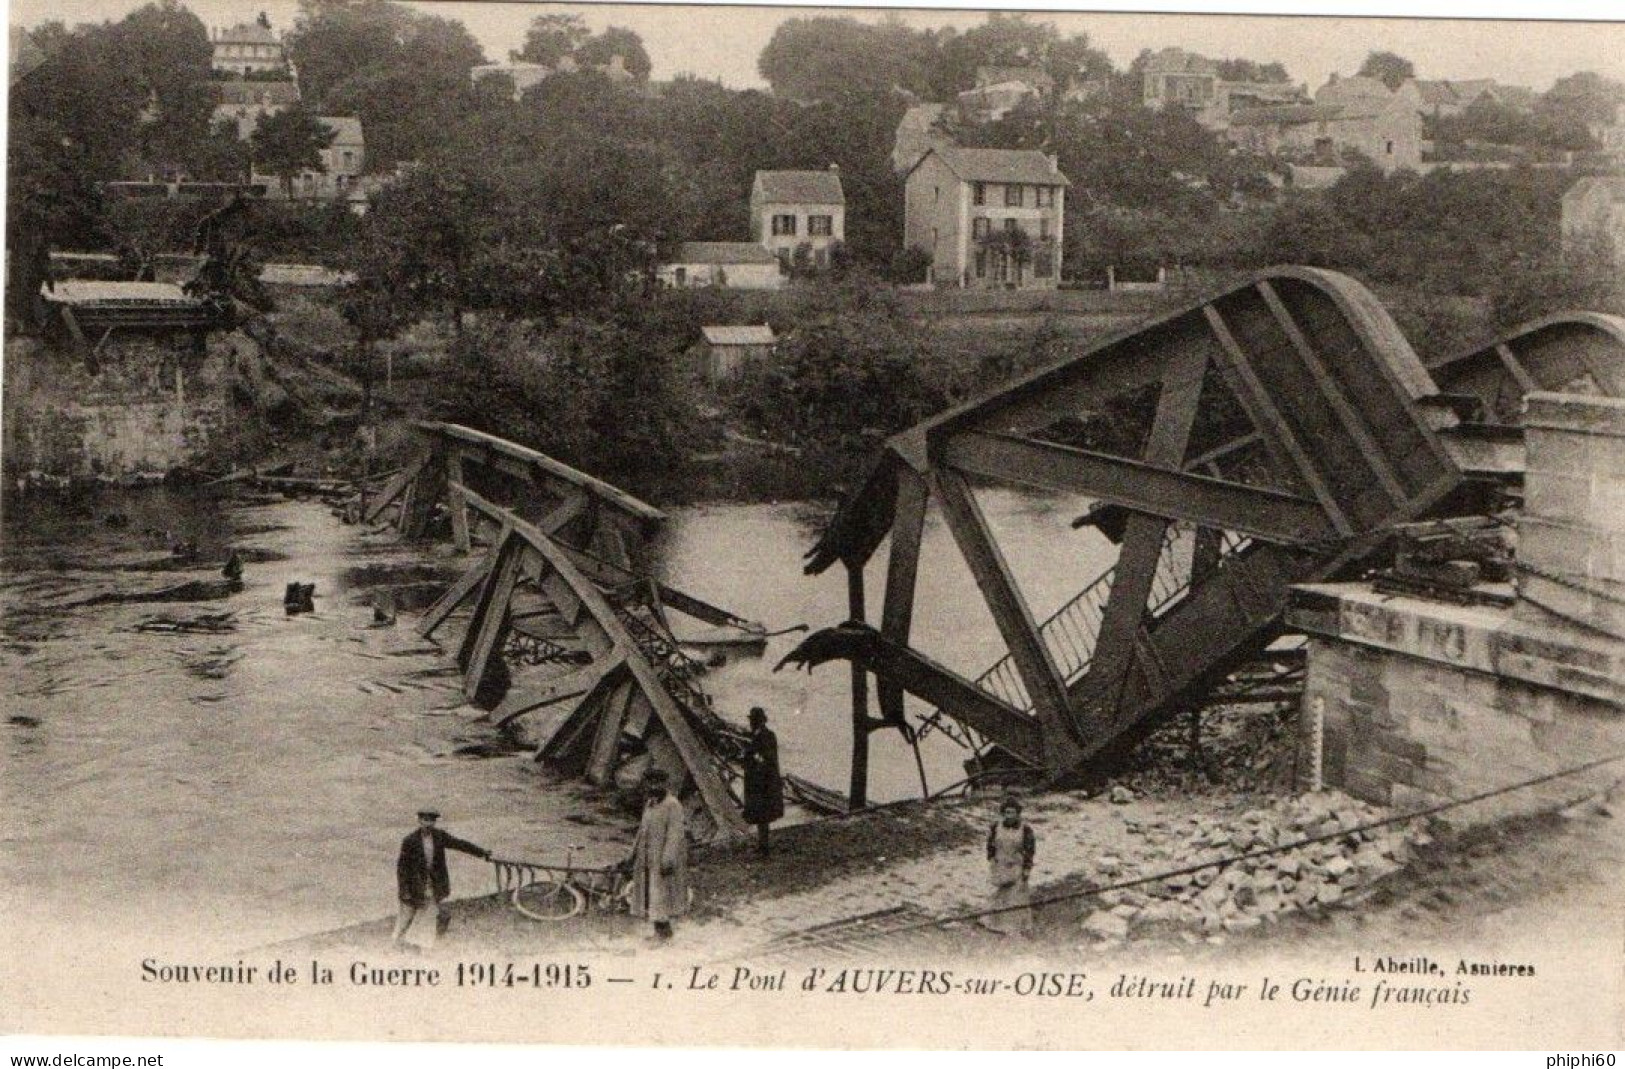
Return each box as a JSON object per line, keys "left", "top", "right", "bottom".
{"left": 7, "top": 19, "right": 148, "bottom": 325}
{"left": 355, "top": 162, "right": 496, "bottom": 330}
{"left": 517, "top": 12, "right": 590, "bottom": 67}
{"left": 1215, "top": 58, "right": 1290, "bottom": 83}
{"left": 978, "top": 227, "right": 1034, "bottom": 283}
{"left": 286, "top": 0, "right": 483, "bottom": 170}
{"left": 338, "top": 248, "right": 407, "bottom": 421}
{"left": 1357, "top": 51, "right": 1415, "bottom": 90}
{"left": 757, "top": 17, "right": 909, "bottom": 101}
{"left": 940, "top": 13, "right": 1057, "bottom": 89}
{"left": 1535, "top": 70, "right": 1624, "bottom": 147}
{"left": 1045, "top": 33, "right": 1114, "bottom": 91}
{"left": 286, "top": 0, "right": 407, "bottom": 105}
{"left": 117, "top": 0, "right": 217, "bottom": 179}
{"left": 578, "top": 26, "right": 651, "bottom": 81}
{"left": 720, "top": 279, "right": 947, "bottom": 480}
{"left": 1488, "top": 237, "right": 1624, "bottom": 330}
{"left": 250, "top": 105, "right": 336, "bottom": 195}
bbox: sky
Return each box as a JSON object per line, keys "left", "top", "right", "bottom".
{"left": 8, "top": 0, "right": 1624, "bottom": 94}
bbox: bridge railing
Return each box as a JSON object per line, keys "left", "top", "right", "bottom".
{"left": 920, "top": 525, "right": 1252, "bottom": 746}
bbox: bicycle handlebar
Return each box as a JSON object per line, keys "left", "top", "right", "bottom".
{"left": 490, "top": 855, "right": 623, "bottom": 878}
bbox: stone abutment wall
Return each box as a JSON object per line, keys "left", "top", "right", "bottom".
{"left": 1290, "top": 391, "right": 1625, "bottom": 826}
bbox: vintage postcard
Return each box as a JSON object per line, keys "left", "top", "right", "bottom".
{"left": 2, "top": 0, "right": 1623, "bottom": 1052}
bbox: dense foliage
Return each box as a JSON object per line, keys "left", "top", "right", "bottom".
{"left": 9, "top": 1, "right": 1625, "bottom": 500}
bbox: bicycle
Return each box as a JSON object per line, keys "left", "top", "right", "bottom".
{"left": 491, "top": 846, "right": 631, "bottom": 923}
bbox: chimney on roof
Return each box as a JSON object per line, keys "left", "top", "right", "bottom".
{"left": 1047, "top": 153, "right": 1059, "bottom": 172}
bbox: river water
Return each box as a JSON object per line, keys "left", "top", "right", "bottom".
{"left": 0, "top": 484, "right": 1109, "bottom": 951}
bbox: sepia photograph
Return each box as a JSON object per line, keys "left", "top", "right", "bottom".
{"left": 2, "top": 0, "right": 1623, "bottom": 1053}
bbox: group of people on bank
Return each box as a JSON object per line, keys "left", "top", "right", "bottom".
{"left": 393, "top": 706, "right": 1040, "bottom": 948}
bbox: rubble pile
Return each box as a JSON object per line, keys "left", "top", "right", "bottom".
{"left": 1077, "top": 792, "right": 1432, "bottom": 942}
{"left": 1116, "top": 701, "right": 1300, "bottom": 798}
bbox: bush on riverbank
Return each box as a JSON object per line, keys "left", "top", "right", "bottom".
{"left": 431, "top": 315, "right": 707, "bottom": 501}
{"left": 718, "top": 279, "right": 952, "bottom": 491}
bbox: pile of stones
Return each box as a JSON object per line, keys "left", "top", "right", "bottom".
{"left": 1078, "top": 791, "right": 1432, "bottom": 942}
{"left": 1117, "top": 701, "right": 1301, "bottom": 798}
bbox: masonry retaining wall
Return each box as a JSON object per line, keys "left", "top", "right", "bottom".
{"left": 1291, "top": 390, "right": 1625, "bottom": 826}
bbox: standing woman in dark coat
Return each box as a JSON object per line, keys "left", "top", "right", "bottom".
{"left": 741, "top": 707, "right": 784, "bottom": 857}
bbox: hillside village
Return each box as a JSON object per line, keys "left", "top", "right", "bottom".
{"left": 5, "top": 4, "right": 1625, "bottom": 498}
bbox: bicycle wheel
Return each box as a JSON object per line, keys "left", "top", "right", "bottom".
{"left": 512, "top": 878, "right": 585, "bottom": 922}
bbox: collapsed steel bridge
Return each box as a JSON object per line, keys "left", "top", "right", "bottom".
{"left": 366, "top": 422, "right": 781, "bottom": 840}
{"left": 783, "top": 267, "right": 1625, "bottom": 804}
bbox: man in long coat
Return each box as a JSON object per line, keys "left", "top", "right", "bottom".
{"left": 626, "top": 769, "right": 689, "bottom": 940}
{"left": 742, "top": 707, "right": 785, "bottom": 857}
{"left": 393, "top": 809, "right": 491, "bottom": 948}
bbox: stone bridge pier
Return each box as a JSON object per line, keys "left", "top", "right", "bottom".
{"left": 1291, "top": 392, "right": 1625, "bottom": 825}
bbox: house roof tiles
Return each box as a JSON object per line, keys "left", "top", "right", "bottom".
{"left": 919, "top": 146, "right": 1070, "bottom": 186}
{"left": 753, "top": 169, "right": 845, "bottom": 205}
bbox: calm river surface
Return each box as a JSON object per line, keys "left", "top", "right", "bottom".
{"left": 0, "top": 485, "right": 1108, "bottom": 950}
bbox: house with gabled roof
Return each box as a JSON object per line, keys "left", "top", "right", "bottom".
{"left": 211, "top": 18, "right": 285, "bottom": 77}
{"left": 1141, "top": 47, "right": 1220, "bottom": 112}
{"left": 903, "top": 146, "right": 1069, "bottom": 288}
{"left": 749, "top": 168, "right": 845, "bottom": 269}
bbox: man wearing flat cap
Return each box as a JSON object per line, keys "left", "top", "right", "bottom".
{"left": 393, "top": 808, "right": 491, "bottom": 949}
{"left": 626, "top": 769, "right": 690, "bottom": 941}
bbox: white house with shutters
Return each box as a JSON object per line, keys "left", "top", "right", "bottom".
{"left": 749, "top": 168, "right": 845, "bottom": 269}
{"left": 903, "top": 147, "right": 1069, "bottom": 288}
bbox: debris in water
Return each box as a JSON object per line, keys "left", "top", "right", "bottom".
{"left": 134, "top": 613, "right": 237, "bottom": 635}
{"left": 284, "top": 582, "right": 316, "bottom": 615}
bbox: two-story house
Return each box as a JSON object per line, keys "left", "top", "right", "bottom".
{"left": 211, "top": 19, "right": 285, "bottom": 78}
{"left": 1141, "top": 47, "right": 1308, "bottom": 131}
{"left": 750, "top": 168, "right": 845, "bottom": 268}
{"left": 1141, "top": 48, "right": 1219, "bottom": 113}
{"left": 903, "top": 147, "right": 1069, "bottom": 289}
